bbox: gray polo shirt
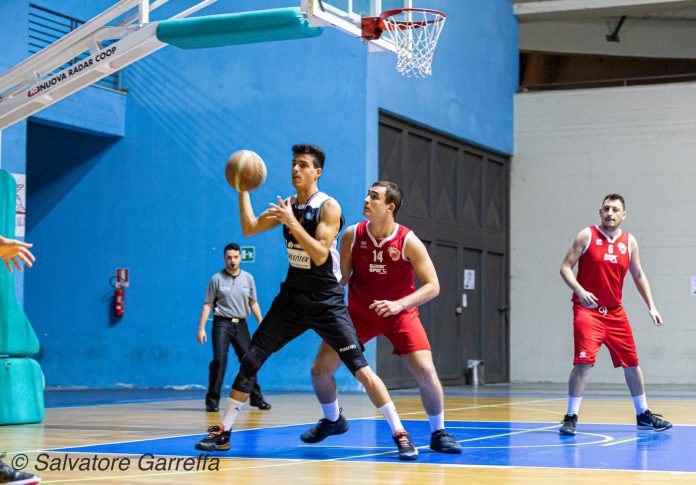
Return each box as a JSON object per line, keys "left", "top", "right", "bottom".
{"left": 204, "top": 269, "right": 257, "bottom": 319}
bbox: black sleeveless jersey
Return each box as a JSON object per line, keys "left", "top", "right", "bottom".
{"left": 282, "top": 191, "right": 344, "bottom": 290}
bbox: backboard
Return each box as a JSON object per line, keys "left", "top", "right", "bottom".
{"left": 301, "top": 0, "right": 412, "bottom": 52}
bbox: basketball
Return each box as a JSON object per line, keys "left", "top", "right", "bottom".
{"left": 225, "top": 150, "right": 267, "bottom": 192}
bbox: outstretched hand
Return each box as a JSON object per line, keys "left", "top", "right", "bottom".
{"left": 267, "top": 196, "right": 296, "bottom": 227}
{"left": 0, "top": 236, "right": 35, "bottom": 272}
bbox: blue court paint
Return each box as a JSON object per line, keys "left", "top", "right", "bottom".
{"left": 54, "top": 419, "right": 696, "bottom": 473}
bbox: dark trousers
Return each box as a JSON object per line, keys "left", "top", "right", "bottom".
{"left": 206, "top": 317, "right": 263, "bottom": 408}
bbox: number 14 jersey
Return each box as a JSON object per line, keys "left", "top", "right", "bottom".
{"left": 348, "top": 220, "right": 418, "bottom": 323}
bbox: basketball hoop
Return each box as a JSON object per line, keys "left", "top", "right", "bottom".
{"left": 361, "top": 8, "right": 446, "bottom": 78}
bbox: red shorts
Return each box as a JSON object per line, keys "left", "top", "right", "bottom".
{"left": 573, "top": 304, "right": 639, "bottom": 368}
{"left": 349, "top": 308, "right": 431, "bottom": 356}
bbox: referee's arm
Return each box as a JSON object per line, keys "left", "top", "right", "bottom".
{"left": 250, "top": 300, "right": 263, "bottom": 324}
{"left": 197, "top": 302, "right": 213, "bottom": 344}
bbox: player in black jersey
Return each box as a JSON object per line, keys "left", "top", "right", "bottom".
{"left": 196, "top": 144, "right": 418, "bottom": 460}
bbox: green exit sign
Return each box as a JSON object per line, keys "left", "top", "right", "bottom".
{"left": 241, "top": 246, "right": 255, "bottom": 263}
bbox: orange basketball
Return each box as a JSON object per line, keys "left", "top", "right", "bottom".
{"left": 225, "top": 150, "right": 267, "bottom": 192}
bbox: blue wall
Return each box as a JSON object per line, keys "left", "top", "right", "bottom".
{"left": 0, "top": 1, "right": 31, "bottom": 304}
{"left": 10, "top": 0, "right": 517, "bottom": 389}
{"left": 373, "top": 0, "right": 517, "bottom": 155}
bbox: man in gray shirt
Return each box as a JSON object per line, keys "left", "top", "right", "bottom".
{"left": 197, "top": 243, "right": 271, "bottom": 412}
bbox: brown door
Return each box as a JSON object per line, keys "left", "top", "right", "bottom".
{"left": 376, "top": 113, "right": 510, "bottom": 387}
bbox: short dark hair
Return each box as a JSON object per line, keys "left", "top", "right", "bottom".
{"left": 292, "top": 144, "right": 325, "bottom": 169}
{"left": 224, "top": 243, "right": 240, "bottom": 254}
{"left": 371, "top": 181, "right": 403, "bottom": 216}
{"left": 602, "top": 193, "right": 625, "bottom": 209}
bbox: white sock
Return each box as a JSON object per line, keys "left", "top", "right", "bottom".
{"left": 378, "top": 401, "right": 404, "bottom": 434}
{"left": 567, "top": 396, "right": 582, "bottom": 415}
{"left": 321, "top": 400, "right": 340, "bottom": 422}
{"left": 428, "top": 411, "right": 445, "bottom": 433}
{"left": 221, "top": 398, "right": 245, "bottom": 430}
{"left": 632, "top": 394, "right": 649, "bottom": 414}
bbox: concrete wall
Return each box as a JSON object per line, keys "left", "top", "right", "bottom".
{"left": 520, "top": 18, "right": 696, "bottom": 59}
{"left": 512, "top": 82, "right": 696, "bottom": 384}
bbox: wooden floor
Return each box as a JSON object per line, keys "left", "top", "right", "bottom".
{"left": 2, "top": 385, "right": 695, "bottom": 484}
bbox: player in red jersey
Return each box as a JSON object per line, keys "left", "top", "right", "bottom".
{"left": 300, "top": 181, "right": 462, "bottom": 454}
{"left": 558, "top": 194, "right": 672, "bottom": 436}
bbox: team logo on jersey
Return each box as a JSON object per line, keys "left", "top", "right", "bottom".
{"left": 595, "top": 239, "right": 603, "bottom": 246}
{"left": 360, "top": 240, "right": 368, "bottom": 249}
{"left": 618, "top": 242, "right": 627, "bottom": 254}
{"left": 387, "top": 246, "right": 401, "bottom": 261}
{"left": 303, "top": 211, "right": 314, "bottom": 221}
{"left": 604, "top": 253, "right": 618, "bottom": 264}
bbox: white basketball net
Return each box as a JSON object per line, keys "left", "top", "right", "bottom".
{"left": 381, "top": 9, "right": 446, "bottom": 78}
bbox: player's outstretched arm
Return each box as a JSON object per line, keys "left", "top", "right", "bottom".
{"left": 628, "top": 237, "right": 663, "bottom": 326}
{"left": 238, "top": 191, "right": 280, "bottom": 236}
{"left": 0, "top": 235, "right": 35, "bottom": 272}
{"left": 338, "top": 224, "right": 356, "bottom": 286}
{"left": 560, "top": 229, "right": 598, "bottom": 308}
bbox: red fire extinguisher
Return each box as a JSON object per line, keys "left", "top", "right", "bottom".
{"left": 114, "top": 287, "right": 125, "bottom": 317}
{"left": 113, "top": 268, "right": 128, "bottom": 318}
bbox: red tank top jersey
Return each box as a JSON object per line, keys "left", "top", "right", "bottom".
{"left": 348, "top": 221, "right": 418, "bottom": 323}
{"left": 572, "top": 225, "right": 632, "bottom": 307}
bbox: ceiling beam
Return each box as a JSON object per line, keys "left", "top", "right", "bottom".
{"left": 515, "top": 0, "right": 696, "bottom": 21}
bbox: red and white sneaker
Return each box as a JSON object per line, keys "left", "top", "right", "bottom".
{"left": 392, "top": 430, "right": 419, "bottom": 460}
{"left": 0, "top": 453, "right": 41, "bottom": 485}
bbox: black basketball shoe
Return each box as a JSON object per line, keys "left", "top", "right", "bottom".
{"left": 559, "top": 413, "right": 578, "bottom": 436}
{"left": 195, "top": 425, "right": 231, "bottom": 451}
{"left": 430, "top": 429, "right": 462, "bottom": 454}
{"left": 636, "top": 410, "right": 672, "bottom": 431}
{"left": 249, "top": 398, "right": 272, "bottom": 410}
{"left": 300, "top": 411, "right": 349, "bottom": 443}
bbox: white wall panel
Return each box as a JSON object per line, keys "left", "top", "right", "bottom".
{"left": 512, "top": 82, "right": 696, "bottom": 383}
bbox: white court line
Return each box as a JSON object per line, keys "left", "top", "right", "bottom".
{"left": 446, "top": 424, "right": 613, "bottom": 448}
{"left": 600, "top": 437, "right": 641, "bottom": 447}
{"left": 298, "top": 445, "right": 393, "bottom": 450}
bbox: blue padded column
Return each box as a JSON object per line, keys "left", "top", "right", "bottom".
{"left": 157, "top": 7, "right": 323, "bottom": 49}
{"left": 0, "top": 358, "right": 44, "bottom": 424}
{"left": 0, "top": 170, "right": 39, "bottom": 355}
{"left": 0, "top": 169, "right": 44, "bottom": 424}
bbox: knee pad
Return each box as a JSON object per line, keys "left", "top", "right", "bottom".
{"left": 232, "top": 346, "right": 270, "bottom": 393}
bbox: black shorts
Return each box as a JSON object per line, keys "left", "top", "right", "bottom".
{"left": 250, "top": 283, "right": 368, "bottom": 374}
